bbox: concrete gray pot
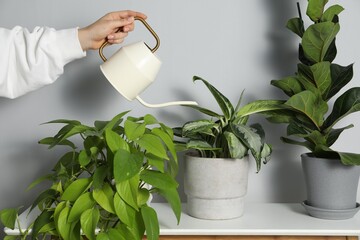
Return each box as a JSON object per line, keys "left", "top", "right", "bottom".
{"left": 184, "top": 153, "right": 249, "bottom": 220}
{"left": 301, "top": 153, "right": 360, "bottom": 219}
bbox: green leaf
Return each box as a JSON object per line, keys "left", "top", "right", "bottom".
{"left": 157, "top": 188, "right": 182, "bottom": 224}
{"left": 261, "top": 143, "right": 272, "bottom": 164}
{"left": 324, "top": 87, "right": 360, "bottom": 129}
{"left": 186, "top": 140, "right": 219, "bottom": 151}
{"left": 4, "top": 236, "right": 20, "bottom": 240}
{"left": 54, "top": 201, "right": 67, "bottom": 232}
{"left": 326, "top": 124, "right": 354, "bottom": 147}
{"left": 325, "top": 63, "right": 354, "bottom": 100}
{"left": 305, "top": 130, "right": 329, "bottom": 153}
{"left": 103, "top": 111, "right": 130, "bottom": 130}
{"left": 80, "top": 208, "right": 100, "bottom": 240}
{"left": 116, "top": 175, "right": 139, "bottom": 211}
{"left": 262, "top": 109, "right": 296, "bottom": 124}
{"left": 57, "top": 206, "right": 79, "bottom": 240}
{"left": 321, "top": 5, "right": 344, "bottom": 22}
{"left": 26, "top": 174, "right": 52, "bottom": 191}
{"left": 93, "top": 183, "right": 115, "bottom": 214}
{"left": 79, "top": 150, "right": 91, "bottom": 167}
{"left": 92, "top": 165, "right": 108, "bottom": 189}
{"left": 114, "top": 193, "right": 136, "bottom": 226}
{"left": 306, "top": 0, "right": 328, "bottom": 22}
{"left": 152, "top": 127, "right": 177, "bottom": 161}
{"left": 68, "top": 192, "right": 95, "bottom": 223}
{"left": 37, "top": 222, "right": 56, "bottom": 235}
{"left": 322, "top": 38, "right": 337, "bottom": 62}
{"left": 38, "top": 137, "right": 76, "bottom": 149}
{"left": 115, "top": 224, "right": 137, "bottom": 240}
{"left": 146, "top": 153, "right": 165, "bottom": 173}
{"left": 296, "top": 64, "right": 318, "bottom": 93}
{"left": 53, "top": 151, "right": 80, "bottom": 176}
{"left": 285, "top": 90, "right": 328, "bottom": 128}
{"left": 281, "top": 137, "right": 314, "bottom": 151}
{"left": 144, "top": 114, "right": 159, "bottom": 125}
{"left": 54, "top": 125, "right": 94, "bottom": 148}
{"left": 141, "top": 205, "right": 159, "bottom": 240}
{"left": 96, "top": 232, "right": 110, "bottom": 240}
{"left": 182, "top": 120, "right": 217, "bottom": 137}
{"left": 136, "top": 134, "right": 168, "bottom": 160}
{"left": 302, "top": 22, "right": 340, "bottom": 62}
{"left": 129, "top": 210, "right": 146, "bottom": 240}
{"left": 43, "top": 119, "right": 81, "bottom": 125}
{"left": 140, "top": 169, "right": 178, "bottom": 190}
{"left": 231, "top": 123, "right": 262, "bottom": 153}
{"left": 181, "top": 104, "right": 222, "bottom": 118}
{"left": 114, "top": 149, "right": 143, "bottom": 183}
{"left": 137, "top": 188, "right": 150, "bottom": 207}
{"left": 223, "top": 131, "right": 247, "bottom": 159}
{"left": 32, "top": 209, "right": 54, "bottom": 237}
{"left": 0, "top": 208, "right": 19, "bottom": 229}
{"left": 30, "top": 189, "right": 58, "bottom": 212}
{"left": 231, "top": 123, "right": 263, "bottom": 172}
{"left": 125, "top": 120, "right": 146, "bottom": 140}
{"left": 286, "top": 17, "right": 304, "bottom": 37}
{"left": 271, "top": 76, "right": 303, "bottom": 97}
{"left": 107, "top": 228, "right": 127, "bottom": 240}
{"left": 287, "top": 121, "right": 308, "bottom": 137}
{"left": 236, "top": 100, "right": 287, "bottom": 118}
{"left": 105, "top": 129, "right": 129, "bottom": 153}
{"left": 61, "top": 178, "right": 92, "bottom": 202}
{"left": 310, "top": 61, "right": 331, "bottom": 98}
{"left": 338, "top": 152, "right": 360, "bottom": 165}
{"left": 193, "top": 76, "right": 234, "bottom": 120}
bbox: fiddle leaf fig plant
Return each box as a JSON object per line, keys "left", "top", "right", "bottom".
{"left": 238, "top": 0, "right": 360, "bottom": 165}
{"left": 175, "top": 76, "right": 276, "bottom": 172}
{"left": 0, "top": 112, "right": 181, "bottom": 240}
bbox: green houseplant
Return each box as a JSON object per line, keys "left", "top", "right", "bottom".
{"left": 174, "top": 76, "right": 272, "bottom": 220}
{"left": 238, "top": 0, "right": 360, "bottom": 219}
{"left": 0, "top": 111, "right": 181, "bottom": 240}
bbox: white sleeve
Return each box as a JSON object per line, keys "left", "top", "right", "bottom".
{"left": 0, "top": 26, "right": 86, "bottom": 99}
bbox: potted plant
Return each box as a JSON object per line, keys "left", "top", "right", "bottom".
{"left": 0, "top": 111, "right": 181, "bottom": 240}
{"left": 238, "top": 0, "right": 360, "bottom": 219}
{"left": 174, "top": 76, "right": 272, "bottom": 220}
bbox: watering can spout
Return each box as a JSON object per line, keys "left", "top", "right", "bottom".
{"left": 136, "top": 96, "right": 198, "bottom": 108}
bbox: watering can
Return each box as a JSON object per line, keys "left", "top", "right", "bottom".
{"left": 99, "top": 17, "right": 198, "bottom": 108}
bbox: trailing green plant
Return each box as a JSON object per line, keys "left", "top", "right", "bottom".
{"left": 0, "top": 111, "right": 181, "bottom": 240}
{"left": 238, "top": 0, "right": 360, "bottom": 165}
{"left": 175, "top": 76, "right": 272, "bottom": 172}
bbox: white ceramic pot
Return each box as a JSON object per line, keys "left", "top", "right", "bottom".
{"left": 184, "top": 153, "right": 249, "bottom": 220}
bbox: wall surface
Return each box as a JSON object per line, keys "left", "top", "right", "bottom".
{"left": 1, "top": 0, "right": 360, "bottom": 236}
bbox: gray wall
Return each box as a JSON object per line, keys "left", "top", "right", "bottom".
{"left": 1, "top": 0, "right": 360, "bottom": 232}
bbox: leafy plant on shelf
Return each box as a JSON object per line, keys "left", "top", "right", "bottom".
{"left": 238, "top": 0, "right": 360, "bottom": 164}
{"left": 175, "top": 76, "right": 273, "bottom": 172}
{"left": 0, "top": 111, "right": 181, "bottom": 240}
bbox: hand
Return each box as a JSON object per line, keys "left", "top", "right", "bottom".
{"left": 78, "top": 10, "right": 147, "bottom": 51}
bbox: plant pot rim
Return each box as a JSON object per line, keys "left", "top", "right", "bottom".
{"left": 301, "top": 152, "right": 341, "bottom": 160}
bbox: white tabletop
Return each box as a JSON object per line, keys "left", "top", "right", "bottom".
{"left": 152, "top": 203, "right": 360, "bottom": 236}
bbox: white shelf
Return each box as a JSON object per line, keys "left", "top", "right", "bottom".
{"left": 5, "top": 203, "right": 360, "bottom": 236}
{"left": 152, "top": 203, "right": 360, "bottom": 236}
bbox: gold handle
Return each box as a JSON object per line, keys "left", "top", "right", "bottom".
{"left": 99, "top": 17, "right": 160, "bottom": 62}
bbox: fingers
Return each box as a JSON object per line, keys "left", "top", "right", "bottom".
{"left": 107, "top": 31, "right": 128, "bottom": 44}
{"left": 109, "top": 10, "right": 147, "bottom": 20}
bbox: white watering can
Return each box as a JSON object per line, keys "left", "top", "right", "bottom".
{"left": 99, "top": 17, "right": 198, "bottom": 108}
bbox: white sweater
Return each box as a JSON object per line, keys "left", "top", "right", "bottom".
{"left": 0, "top": 26, "right": 86, "bottom": 99}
